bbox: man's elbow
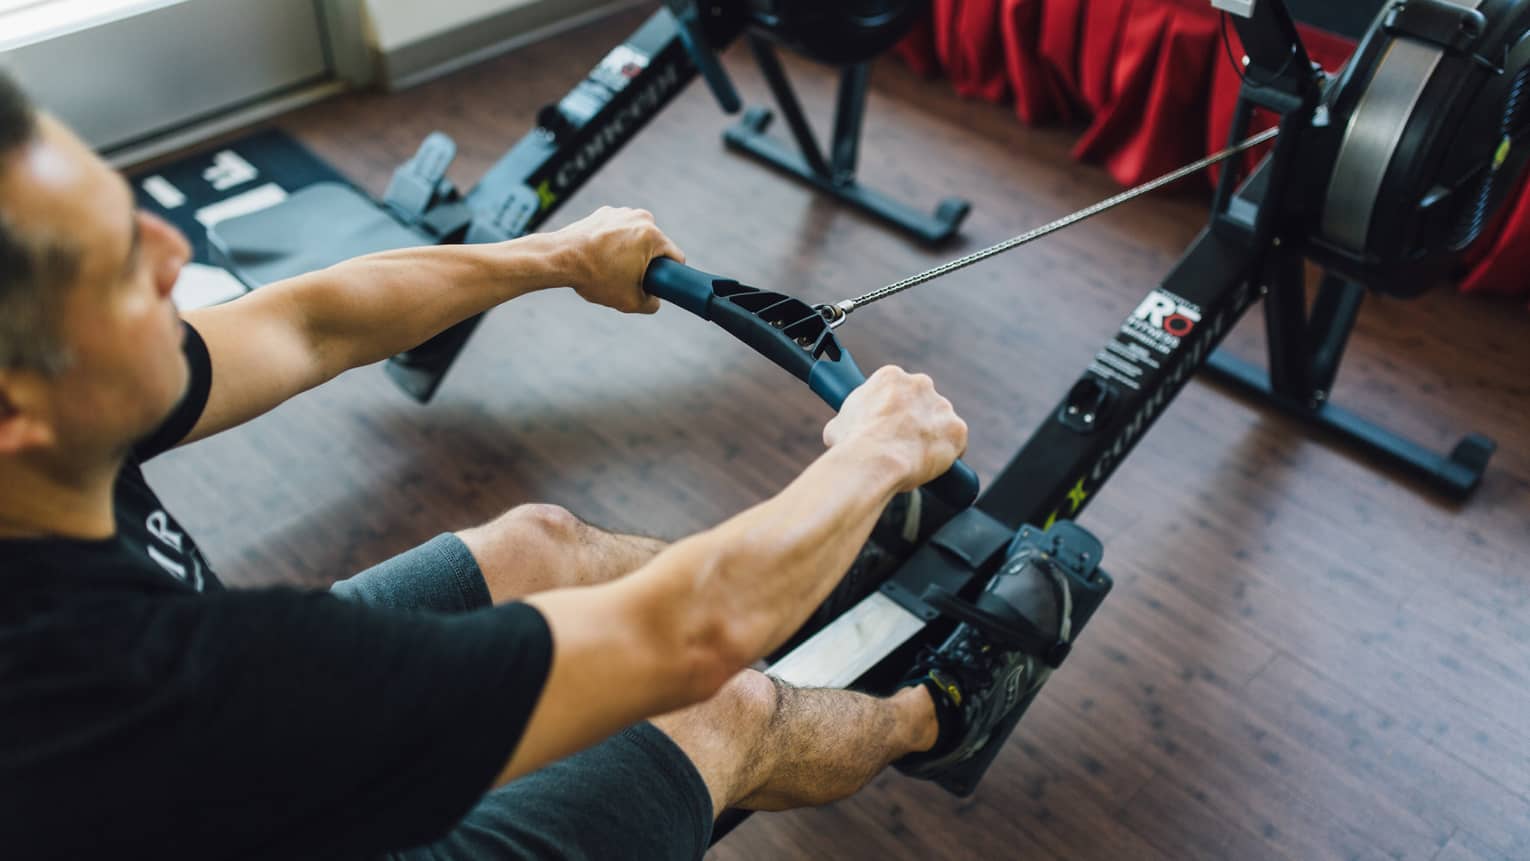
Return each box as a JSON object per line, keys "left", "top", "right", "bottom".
{"left": 638, "top": 545, "right": 763, "bottom": 708}
{"left": 676, "top": 611, "right": 757, "bottom": 707}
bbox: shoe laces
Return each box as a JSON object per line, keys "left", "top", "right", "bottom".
{"left": 915, "top": 626, "right": 1007, "bottom": 699}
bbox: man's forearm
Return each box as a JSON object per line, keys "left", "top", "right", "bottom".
{"left": 539, "top": 441, "right": 905, "bottom": 710}
{"left": 657, "top": 441, "right": 907, "bottom": 671}
{"left": 177, "top": 207, "right": 677, "bottom": 448}
{"left": 284, "top": 233, "right": 572, "bottom": 375}
{"left": 506, "top": 441, "right": 905, "bottom": 783}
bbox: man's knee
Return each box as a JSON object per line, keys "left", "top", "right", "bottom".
{"left": 711, "top": 669, "right": 782, "bottom": 734}
{"left": 457, "top": 503, "right": 585, "bottom": 597}
{"left": 466, "top": 503, "right": 582, "bottom": 553}
{"left": 651, "top": 670, "right": 783, "bottom": 815}
{"left": 654, "top": 670, "right": 780, "bottom": 743}
{"left": 493, "top": 503, "right": 583, "bottom": 546}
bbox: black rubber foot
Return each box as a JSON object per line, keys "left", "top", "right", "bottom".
{"left": 1450, "top": 432, "right": 1497, "bottom": 476}
{"left": 935, "top": 197, "right": 972, "bottom": 230}
{"left": 739, "top": 105, "right": 772, "bottom": 133}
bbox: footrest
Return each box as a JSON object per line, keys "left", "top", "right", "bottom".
{"left": 384, "top": 131, "right": 458, "bottom": 221}
{"left": 466, "top": 185, "right": 544, "bottom": 244}
{"left": 924, "top": 521, "right": 1113, "bottom": 797}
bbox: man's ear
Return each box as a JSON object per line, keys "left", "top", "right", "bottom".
{"left": 0, "top": 373, "right": 56, "bottom": 454}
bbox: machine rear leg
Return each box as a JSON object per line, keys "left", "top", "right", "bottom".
{"left": 723, "top": 35, "right": 970, "bottom": 246}
{"left": 1203, "top": 266, "right": 1496, "bottom": 499}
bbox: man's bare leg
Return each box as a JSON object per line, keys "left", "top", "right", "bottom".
{"left": 462, "top": 505, "right": 943, "bottom": 815}
{"left": 652, "top": 670, "right": 939, "bottom": 817}
{"left": 456, "top": 504, "right": 665, "bottom": 602}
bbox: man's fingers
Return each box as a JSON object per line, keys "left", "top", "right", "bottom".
{"left": 657, "top": 237, "right": 686, "bottom": 264}
{"left": 637, "top": 232, "right": 681, "bottom": 314}
{"left": 949, "top": 415, "right": 970, "bottom": 460}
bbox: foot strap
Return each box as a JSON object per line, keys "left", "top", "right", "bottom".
{"left": 920, "top": 549, "right": 1073, "bottom": 668}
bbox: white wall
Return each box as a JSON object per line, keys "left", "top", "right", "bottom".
{"left": 356, "top": 0, "right": 634, "bottom": 90}
{"left": 362, "top": 0, "right": 541, "bottom": 51}
{"left": 1, "top": 0, "right": 328, "bottom": 151}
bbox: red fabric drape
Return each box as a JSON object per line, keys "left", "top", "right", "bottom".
{"left": 896, "top": 1, "right": 1530, "bottom": 301}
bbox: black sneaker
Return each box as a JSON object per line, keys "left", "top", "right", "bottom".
{"left": 893, "top": 546, "right": 1073, "bottom": 796}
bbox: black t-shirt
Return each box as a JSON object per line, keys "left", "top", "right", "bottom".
{"left": 0, "top": 324, "right": 554, "bottom": 859}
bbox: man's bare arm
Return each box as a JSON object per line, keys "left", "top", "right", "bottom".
{"left": 501, "top": 367, "right": 966, "bottom": 785}
{"left": 179, "top": 208, "right": 681, "bottom": 446}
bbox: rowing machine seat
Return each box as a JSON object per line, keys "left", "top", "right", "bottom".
{"left": 208, "top": 183, "right": 431, "bottom": 288}
{"left": 745, "top": 0, "right": 926, "bottom": 66}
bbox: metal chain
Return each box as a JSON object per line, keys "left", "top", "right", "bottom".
{"left": 816, "top": 125, "right": 1281, "bottom": 327}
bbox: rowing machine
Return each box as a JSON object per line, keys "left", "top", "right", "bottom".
{"left": 208, "top": 1, "right": 970, "bottom": 403}
{"left": 608, "top": 0, "right": 1521, "bottom": 836}
{"left": 1198, "top": 0, "right": 1525, "bottom": 496}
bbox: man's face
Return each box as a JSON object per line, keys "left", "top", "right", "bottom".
{"left": 0, "top": 115, "right": 191, "bottom": 458}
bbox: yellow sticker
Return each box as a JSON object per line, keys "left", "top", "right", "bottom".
{"left": 1493, "top": 136, "right": 1512, "bottom": 172}
{"left": 1066, "top": 477, "right": 1089, "bottom": 514}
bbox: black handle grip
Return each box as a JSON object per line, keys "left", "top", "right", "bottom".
{"left": 643, "top": 258, "right": 979, "bottom": 509}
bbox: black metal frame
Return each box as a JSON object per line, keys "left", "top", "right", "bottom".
{"left": 376, "top": 9, "right": 741, "bottom": 401}
{"left": 708, "top": 0, "right": 1499, "bottom": 836}
{"left": 1194, "top": 3, "right": 1497, "bottom": 500}
{"left": 971, "top": 8, "right": 1323, "bottom": 538}
{"left": 978, "top": 2, "right": 1494, "bottom": 537}
{"left": 722, "top": 33, "right": 972, "bottom": 245}
{"left": 1201, "top": 272, "right": 1496, "bottom": 498}
{"left": 363, "top": 3, "right": 968, "bottom": 402}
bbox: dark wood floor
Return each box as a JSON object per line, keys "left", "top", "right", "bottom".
{"left": 141, "top": 6, "right": 1530, "bottom": 859}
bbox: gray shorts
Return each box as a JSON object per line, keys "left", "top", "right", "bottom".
{"left": 332, "top": 534, "right": 715, "bottom": 860}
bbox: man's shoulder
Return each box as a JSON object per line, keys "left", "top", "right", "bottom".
{"left": 0, "top": 536, "right": 188, "bottom": 621}
{"left": 0, "top": 457, "right": 215, "bottom": 601}
{"left": 110, "top": 454, "right": 224, "bottom": 593}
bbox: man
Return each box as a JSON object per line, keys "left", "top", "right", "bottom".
{"left": 0, "top": 70, "right": 1059, "bottom": 858}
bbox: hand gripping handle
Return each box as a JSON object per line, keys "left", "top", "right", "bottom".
{"left": 643, "top": 258, "right": 979, "bottom": 509}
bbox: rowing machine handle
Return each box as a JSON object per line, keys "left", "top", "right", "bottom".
{"left": 644, "top": 257, "right": 979, "bottom": 509}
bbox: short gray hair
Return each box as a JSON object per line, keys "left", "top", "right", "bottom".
{"left": 1, "top": 68, "right": 77, "bottom": 374}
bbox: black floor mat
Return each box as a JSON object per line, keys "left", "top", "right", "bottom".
{"left": 127, "top": 127, "right": 353, "bottom": 264}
